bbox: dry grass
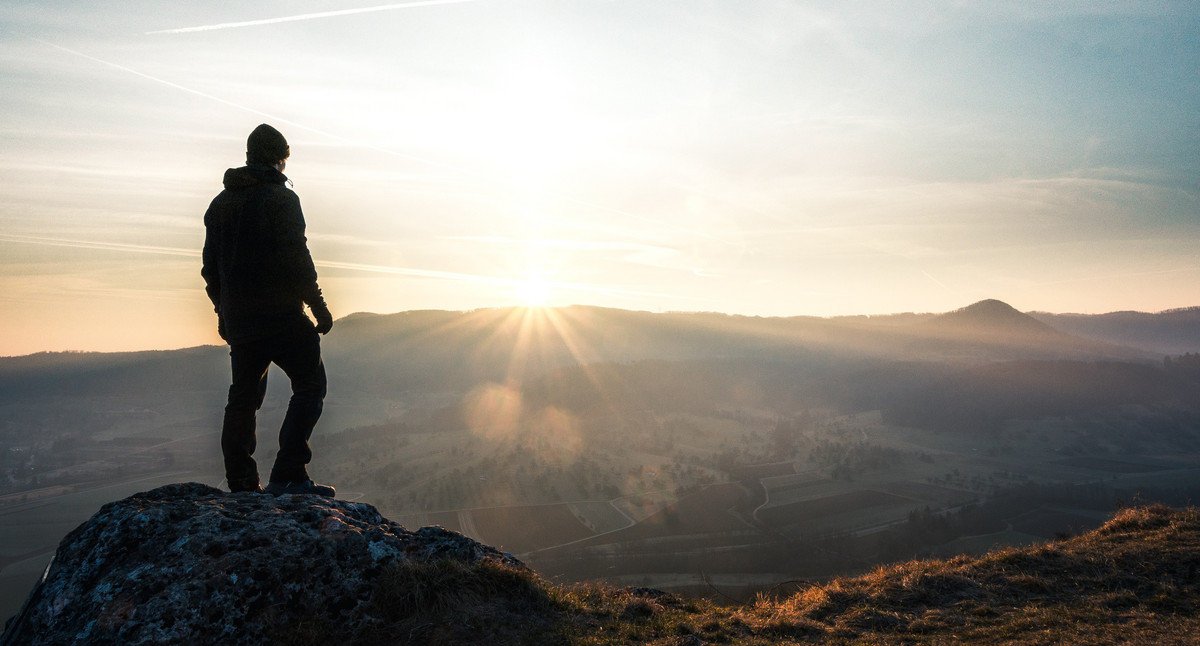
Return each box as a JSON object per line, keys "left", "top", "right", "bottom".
{"left": 284, "top": 505, "right": 1200, "bottom": 645}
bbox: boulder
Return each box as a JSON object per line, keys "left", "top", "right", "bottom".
{"left": 1, "top": 483, "right": 522, "bottom": 645}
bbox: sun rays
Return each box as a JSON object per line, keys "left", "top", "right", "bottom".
{"left": 433, "top": 304, "right": 636, "bottom": 458}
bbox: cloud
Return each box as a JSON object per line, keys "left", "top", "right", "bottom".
{"left": 0, "top": 233, "right": 692, "bottom": 302}
{"left": 0, "top": 233, "right": 199, "bottom": 260}
{"left": 446, "top": 235, "right": 675, "bottom": 255}
{"left": 316, "top": 258, "right": 695, "bottom": 301}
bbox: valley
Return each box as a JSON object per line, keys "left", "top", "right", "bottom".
{"left": 3, "top": 300, "right": 1199, "bottom": 621}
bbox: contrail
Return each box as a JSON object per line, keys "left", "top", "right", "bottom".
{"left": 920, "top": 269, "right": 950, "bottom": 290}
{"left": 145, "top": 0, "right": 488, "bottom": 35}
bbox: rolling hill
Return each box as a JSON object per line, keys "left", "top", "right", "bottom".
{"left": 0, "top": 299, "right": 1172, "bottom": 402}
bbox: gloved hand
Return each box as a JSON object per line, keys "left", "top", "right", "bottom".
{"left": 311, "top": 302, "right": 334, "bottom": 335}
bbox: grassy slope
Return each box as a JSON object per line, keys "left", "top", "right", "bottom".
{"left": 289, "top": 505, "right": 1200, "bottom": 645}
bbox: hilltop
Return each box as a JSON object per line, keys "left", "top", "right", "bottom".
{"left": 927, "top": 299, "right": 1062, "bottom": 339}
{"left": 5, "top": 485, "right": 1198, "bottom": 645}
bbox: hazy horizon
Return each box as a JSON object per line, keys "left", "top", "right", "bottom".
{"left": 3, "top": 2, "right": 1199, "bottom": 356}
{"left": 2, "top": 297, "right": 1196, "bottom": 360}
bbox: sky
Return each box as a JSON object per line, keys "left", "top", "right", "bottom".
{"left": 1, "top": 1, "right": 1198, "bottom": 356}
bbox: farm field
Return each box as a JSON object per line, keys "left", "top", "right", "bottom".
{"left": 880, "top": 481, "right": 977, "bottom": 507}
{"left": 524, "top": 411, "right": 1200, "bottom": 594}
{"left": 759, "top": 473, "right": 833, "bottom": 497}
{"left": 568, "top": 500, "right": 633, "bottom": 534}
{"left": 610, "top": 490, "right": 679, "bottom": 523}
{"left": 572, "top": 483, "right": 756, "bottom": 547}
{"left": 470, "top": 503, "right": 595, "bottom": 553}
{"left": 757, "top": 489, "right": 916, "bottom": 536}
{"left": 651, "top": 482, "right": 757, "bottom": 536}
{"left": 7, "top": 395, "right": 1200, "bottom": 623}
{"left": 759, "top": 490, "right": 910, "bottom": 525}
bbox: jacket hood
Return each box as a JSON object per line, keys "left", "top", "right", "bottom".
{"left": 222, "top": 164, "right": 289, "bottom": 190}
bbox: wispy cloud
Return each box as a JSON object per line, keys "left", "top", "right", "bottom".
{"left": 1035, "top": 265, "right": 1200, "bottom": 288}
{"left": 145, "top": 0, "right": 489, "bottom": 35}
{"left": 445, "top": 235, "right": 694, "bottom": 273}
{"left": 33, "top": 38, "right": 657, "bottom": 228}
{"left": 32, "top": 38, "right": 463, "bottom": 174}
{"left": 447, "top": 235, "right": 674, "bottom": 254}
{"left": 0, "top": 233, "right": 200, "bottom": 259}
{"left": 0, "top": 234, "right": 693, "bottom": 301}
{"left": 32, "top": 38, "right": 292, "bottom": 130}
{"left": 316, "top": 258, "right": 698, "bottom": 301}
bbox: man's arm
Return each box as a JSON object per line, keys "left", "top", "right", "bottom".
{"left": 201, "top": 203, "right": 228, "bottom": 340}
{"left": 201, "top": 205, "right": 221, "bottom": 311}
{"left": 273, "top": 191, "right": 333, "bottom": 334}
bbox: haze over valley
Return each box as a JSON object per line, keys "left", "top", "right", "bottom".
{"left": 4, "top": 299, "right": 1200, "bottom": 620}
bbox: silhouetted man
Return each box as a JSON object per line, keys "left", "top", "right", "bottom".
{"left": 202, "top": 124, "right": 336, "bottom": 497}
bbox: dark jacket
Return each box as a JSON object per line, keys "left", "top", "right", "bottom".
{"left": 202, "top": 164, "right": 324, "bottom": 344}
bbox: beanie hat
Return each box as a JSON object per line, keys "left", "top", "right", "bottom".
{"left": 246, "top": 124, "right": 290, "bottom": 164}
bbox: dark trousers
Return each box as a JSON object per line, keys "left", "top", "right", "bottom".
{"left": 222, "top": 330, "right": 327, "bottom": 488}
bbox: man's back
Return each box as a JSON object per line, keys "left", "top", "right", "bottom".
{"left": 202, "top": 163, "right": 320, "bottom": 344}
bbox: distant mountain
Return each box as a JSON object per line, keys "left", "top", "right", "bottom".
{"left": 0, "top": 301, "right": 1170, "bottom": 403}
{"left": 883, "top": 358, "right": 1200, "bottom": 434}
{"left": 0, "top": 346, "right": 227, "bottom": 401}
{"left": 1030, "top": 307, "right": 1200, "bottom": 356}
{"left": 878, "top": 299, "right": 1150, "bottom": 362}
{"left": 927, "top": 299, "right": 1063, "bottom": 339}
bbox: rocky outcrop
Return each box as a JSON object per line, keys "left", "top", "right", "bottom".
{"left": 1, "top": 483, "right": 522, "bottom": 645}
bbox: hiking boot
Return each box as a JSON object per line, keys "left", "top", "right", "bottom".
{"left": 266, "top": 479, "right": 336, "bottom": 497}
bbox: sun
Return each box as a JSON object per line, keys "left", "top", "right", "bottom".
{"left": 515, "top": 276, "right": 552, "bottom": 307}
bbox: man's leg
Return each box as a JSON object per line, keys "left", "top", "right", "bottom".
{"left": 267, "top": 330, "right": 327, "bottom": 484}
{"left": 223, "top": 341, "right": 271, "bottom": 491}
